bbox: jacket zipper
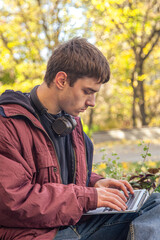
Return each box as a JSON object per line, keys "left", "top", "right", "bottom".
{"left": 72, "top": 121, "right": 88, "bottom": 185}
{"left": 73, "top": 149, "right": 76, "bottom": 184}
{"left": 81, "top": 122, "right": 88, "bottom": 185}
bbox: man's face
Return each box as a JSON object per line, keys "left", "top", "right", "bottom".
{"left": 59, "top": 77, "right": 102, "bottom": 116}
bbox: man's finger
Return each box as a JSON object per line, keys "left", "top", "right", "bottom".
{"left": 119, "top": 180, "right": 134, "bottom": 195}
{"left": 106, "top": 188, "right": 128, "bottom": 203}
{"left": 100, "top": 188, "right": 128, "bottom": 210}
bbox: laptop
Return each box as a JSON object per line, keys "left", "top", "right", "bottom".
{"left": 84, "top": 184, "right": 159, "bottom": 215}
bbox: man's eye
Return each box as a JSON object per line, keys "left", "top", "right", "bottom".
{"left": 84, "top": 90, "right": 91, "bottom": 95}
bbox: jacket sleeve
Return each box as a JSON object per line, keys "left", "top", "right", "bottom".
{"left": 89, "top": 172, "right": 104, "bottom": 187}
{"left": 0, "top": 123, "right": 97, "bottom": 229}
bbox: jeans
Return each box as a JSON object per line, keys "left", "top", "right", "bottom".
{"left": 128, "top": 192, "right": 160, "bottom": 240}
{"left": 54, "top": 193, "right": 160, "bottom": 240}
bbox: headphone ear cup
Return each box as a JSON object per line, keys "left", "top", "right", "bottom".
{"left": 65, "top": 115, "right": 77, "bottom": 130}
{"left": 51, "top": 116, "right": 77, "bottom": 137}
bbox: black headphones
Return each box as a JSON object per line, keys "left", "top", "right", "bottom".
{"left": 30, "top": 86, "right": 77, "bottom": 137}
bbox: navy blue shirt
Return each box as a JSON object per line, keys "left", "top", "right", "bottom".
{"left": 36, "top": 111, "right": 75, "bottom": 185}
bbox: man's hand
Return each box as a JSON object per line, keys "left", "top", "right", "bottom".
{"left": 94, "top": 178, "right": 134, "bottom": 211}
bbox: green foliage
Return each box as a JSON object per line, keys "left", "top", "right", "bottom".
{"left": 82, "top": 121, "right": 92, "bottom": 138}
{"left": 0, "top": 0, "right": 159, "bottom": 129}
{"left": 0, "top": 0, "right": 89, "bottom": 93}
{"left": 0, "top": 71, "right": 15, "bottom": 85}
{"left": 99, "top": 148, "right": 123, "bottom": 179}
{"left": 128, "top": 141, "right": 160, "bottom": 191}
{"left": 93, "top": 141, "right": 160, "bottom": 192}
{"left": 138, "top": 141, "right": 151, "bottom": 162}
{"left": 81, "top": 0, "right": 160, "bottom": 128}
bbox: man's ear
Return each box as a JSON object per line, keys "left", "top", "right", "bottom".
{"left": 55, "top": 72, "right": 68, "bottom": 89}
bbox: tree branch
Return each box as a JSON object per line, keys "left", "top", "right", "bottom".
{"left": 36, "top": 0, "right": 52, "bottom": 48}
{"left": 16, "top": 0, "right": 42, "bottom": 60}
{"left": 143, "top": 31, "right": 160, "bottom": 60}
{"left": 0, "top": 32, "right": 19, "bottom": 64}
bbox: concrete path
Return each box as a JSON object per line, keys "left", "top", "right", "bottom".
{"left": 92, "top": 127, "right": 160, "bottom": 163}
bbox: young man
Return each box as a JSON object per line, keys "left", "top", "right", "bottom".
{"left": 0, "top": 38, "right": 160, "bottom": 240}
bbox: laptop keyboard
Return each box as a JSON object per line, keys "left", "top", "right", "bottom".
{"left": 127, "top": 191, "right": 141, "bottom": 209}
{"left": 103, "top": 190, "right": 142, "bottom": 212}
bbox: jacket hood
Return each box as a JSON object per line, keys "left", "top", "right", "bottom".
{"left": 0, "top": 90, "right": 35, "bottom": 115}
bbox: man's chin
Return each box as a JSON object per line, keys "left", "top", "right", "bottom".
{"left": 65, "top": 111, "right": 79, "bottom": 117}
{"left": 72, "top": 113, "right": 80, "bottom": 117}
{"left": 64, "top": 109, "right": 83, "bottom": 117}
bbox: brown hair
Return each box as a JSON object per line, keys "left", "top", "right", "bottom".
{"left": 44, "top": 37, "right": 110, "bottom": 87}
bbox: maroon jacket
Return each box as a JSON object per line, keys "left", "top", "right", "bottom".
{"left": 0, "top": 103, "right": 102, "bottom": 239}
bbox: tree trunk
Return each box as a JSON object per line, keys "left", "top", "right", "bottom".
{"left": 137, "top": 80, "right": 147, "bottom": 125}
{"left": 131, "top": 59, "right": 147, "bottom": 127}
{"left": 88, "top": 108, "right": 94, "bottom": 131}
{"left": 136, "top": 59, "right": 147, "bottom": 126}
{"left": 132, "top": 86, "right": 137, "bottom": 127}
{"left": 131, "top": 70, "right": 137, "bottom": 127}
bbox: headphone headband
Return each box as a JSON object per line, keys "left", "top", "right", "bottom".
{"left": 30, "top": 86, "right": 47, "bottom": 115}
{"left": 30, "top": 86, "right": 77, "bottom": 136}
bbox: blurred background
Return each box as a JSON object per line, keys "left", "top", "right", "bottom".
{"left": 0, "top": 0, "right": 160, "bottom": 164}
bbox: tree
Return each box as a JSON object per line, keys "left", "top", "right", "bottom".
{"left": 0, "top": 0, "right": 86, "bottom": 93}
{"left": 82, "top": 0, "right": 160, "bottom": 128}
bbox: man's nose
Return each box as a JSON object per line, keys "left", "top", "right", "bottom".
{"left": 86, "top": 94, "right": 95, "bottom": 107}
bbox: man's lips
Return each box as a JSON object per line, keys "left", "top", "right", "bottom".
{"left": 79, "top": 108, "right": 87, "bottom": 112}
